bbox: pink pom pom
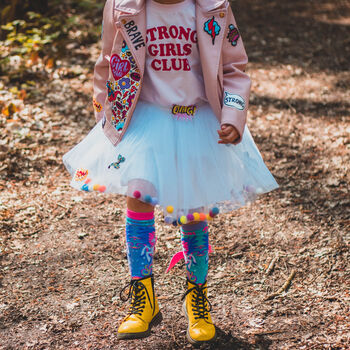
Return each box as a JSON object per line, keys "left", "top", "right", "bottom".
{"left": 187, "top": 214, "right": 194, "bottom": 221}
{"left": 133, "top": 190, "right": 141, "bottom": 199}
{"left": 98, "top": 185, "right": 106, "bottom": 192}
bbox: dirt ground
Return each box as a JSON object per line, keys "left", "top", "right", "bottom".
{"left": 0, "top": 0, "right": 349, "bottom": 349}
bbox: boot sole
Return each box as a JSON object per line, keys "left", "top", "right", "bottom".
{"left": 182, "top": 303, "right": 217, "bottom": 345}
{"left": 117, "top": 311, "right": 163, "bottom": 340}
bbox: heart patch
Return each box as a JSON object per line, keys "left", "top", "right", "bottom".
{"left": 110, "top": 54, "right": 131, "bottom": 80}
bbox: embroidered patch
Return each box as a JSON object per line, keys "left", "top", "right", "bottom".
{"left": 204, "top": 16, "right": 221, "bottom": 45}
{"left": 124, "top": 20, "right": 146, "bottom": 50}
{"left": 74, "top": 168, "right": 88, "bottom": 181}
{"left": 108, "top": 154, "right": 125, "bottom": 169}
{"left": 118, "top": 77, "right": 131, "bottom": 90}
{"left": 227, "top": 24, "right": 240, "bottom": 46}
{"left": 93, "top": 97, "right": 103, "bottom": 113}
{"left": 107, "top": 41, "right": 140, "bottom": 132}
{"left": 110, "top": 54, "right": 131, "bottom": 80}
{"left": 224, "top": 92, "right": 245, "bottom": 110}
{"left": 171, "top": 105, "right": 197, "bottom": 121}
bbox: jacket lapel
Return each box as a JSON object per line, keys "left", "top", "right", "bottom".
{"left": 196, "top": 0, "right": 228, "bottom": 114}
{"left": 116, "top": 1, "right": 146, "bottom": 76}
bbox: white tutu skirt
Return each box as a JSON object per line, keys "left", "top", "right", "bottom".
{"left": 62, "top": 100, "right": 279, "bottom": 225}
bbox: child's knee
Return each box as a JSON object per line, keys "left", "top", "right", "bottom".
{"left": 126, "top": 196, "right": 154, "bottom": 212}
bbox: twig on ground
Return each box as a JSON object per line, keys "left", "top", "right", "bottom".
{"left": 265, "top": 269, "right": 296, "bottom": 300}
{"left": 266, "top": 255, "right": 279, "bottom": 275}
{"left": 253, "top": 329, "right": 286, "bottom": 336}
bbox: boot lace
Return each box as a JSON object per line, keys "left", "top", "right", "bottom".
{"left": 120, "top": 279, "right": 153, "bottom": 316}
{"left": 182, "top": 283, "right": 212, "bottom": 320}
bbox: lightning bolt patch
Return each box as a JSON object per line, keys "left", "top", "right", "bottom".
{"left": 204, "top": 16, "right": 221, "bottom": 45}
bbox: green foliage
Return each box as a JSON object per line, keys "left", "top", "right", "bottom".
{"left": 0, "top": 0, "right": 103, "bottom": 77}
{"left": 1, "top": 12, "right": 62, "bottom": 57}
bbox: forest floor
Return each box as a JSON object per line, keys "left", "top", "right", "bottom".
{"left": 0, "top": 0, "right": 349, "bottom": 349}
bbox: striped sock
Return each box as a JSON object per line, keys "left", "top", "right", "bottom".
{"left": 125, "top": 209, "right": 156, "bottom": 279}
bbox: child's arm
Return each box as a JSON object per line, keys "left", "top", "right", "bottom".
{"left": 220, "top": 4, "right": 251, "bottom": 145}
{"left": 93, "top": 0, "right": 116, "bottom": 123}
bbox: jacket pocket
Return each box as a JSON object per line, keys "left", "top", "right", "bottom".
{"left": 106, "top": 40, "right": 141, "bottom": 131}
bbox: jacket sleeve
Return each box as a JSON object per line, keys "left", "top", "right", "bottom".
{"left": 221, "top": 4, "right": 251, "bottom": 144}
{"left": 93, "top": 0, "right": 116, "bottom": 123}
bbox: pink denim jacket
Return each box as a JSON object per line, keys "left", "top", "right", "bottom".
{"left": 93, "top": 0, "right": 251, "bottom": 146}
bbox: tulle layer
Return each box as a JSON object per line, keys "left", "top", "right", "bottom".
{"left": 62, "top": 100, "right": 279, "bottom": 225}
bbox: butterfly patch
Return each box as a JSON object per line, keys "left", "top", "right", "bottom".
{"left": 227, "top": 24, "right": 240, "bottom": 46}
{"left": 204, "top": 16, "right": 221, "bottom": 45}
{"left": 108, "top": 154, "right": 125, "bottom": 169}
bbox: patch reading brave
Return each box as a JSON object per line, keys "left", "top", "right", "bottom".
{"left": 227, "top": 24, "right": 240, "bottom": 46}
{"left": 204, "top": 16, "right": 221, "bottom": 45}
{"left": 124, "top": 20, "right": 146, "bottom": 50}
{"left": 224, "top": 92, "right": 245, "bottom": 110}
{"left": 110, "top": 54, "right": 131, "bottom": 80}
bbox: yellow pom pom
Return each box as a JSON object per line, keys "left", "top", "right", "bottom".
{"left": 193, "top": 212, "right": 200, "bottom": 221}
{"left": 180, "top": 216, "right": 187, "bottom": 225}
{"left": 206, "top": 214, "right": 213, "bottom": 220}
{"left": 93, "top": 184, "right": 100, "bottom": 191}
{"left": 166, "top": 205, "right": 174, "bottom": 213}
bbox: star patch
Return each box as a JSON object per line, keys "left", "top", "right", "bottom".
{"left": 204, "top": 16, "right": 221, "bottom": 45}
{"left": 227, "top": 24, "right": 240, "bottom": 46}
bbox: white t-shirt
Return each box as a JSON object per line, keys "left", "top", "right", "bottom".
{"left": 139, "top": 0, "right": 208, "bottom": 107}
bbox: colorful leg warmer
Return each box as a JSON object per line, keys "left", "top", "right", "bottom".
{"left": 180, "top": 221, "right": 209, "bottom": 285}
{"left": 125, "top": 209, "right": 156, "bottom": 279}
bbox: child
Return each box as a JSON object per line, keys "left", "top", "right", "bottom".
{"left": 62, "top": 0, "right": 279, "bottom": 344}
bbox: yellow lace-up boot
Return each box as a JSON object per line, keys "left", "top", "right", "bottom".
{"left": 182, "top": 279, "right": 216, "bottom": 344}
{"left": 117, "top": 275, "right": 162, "bottom": 340}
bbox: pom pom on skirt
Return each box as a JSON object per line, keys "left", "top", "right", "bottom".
{"left": 62, "top": 101, "right": 279, "bottom": 224}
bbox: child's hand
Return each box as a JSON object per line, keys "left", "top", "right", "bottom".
{"left": 217, "top": 124, "right": 239, "bottom": 144}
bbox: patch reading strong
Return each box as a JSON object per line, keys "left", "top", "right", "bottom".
{"left": 223, "top": 92, "right": 245, "bottom": 110}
